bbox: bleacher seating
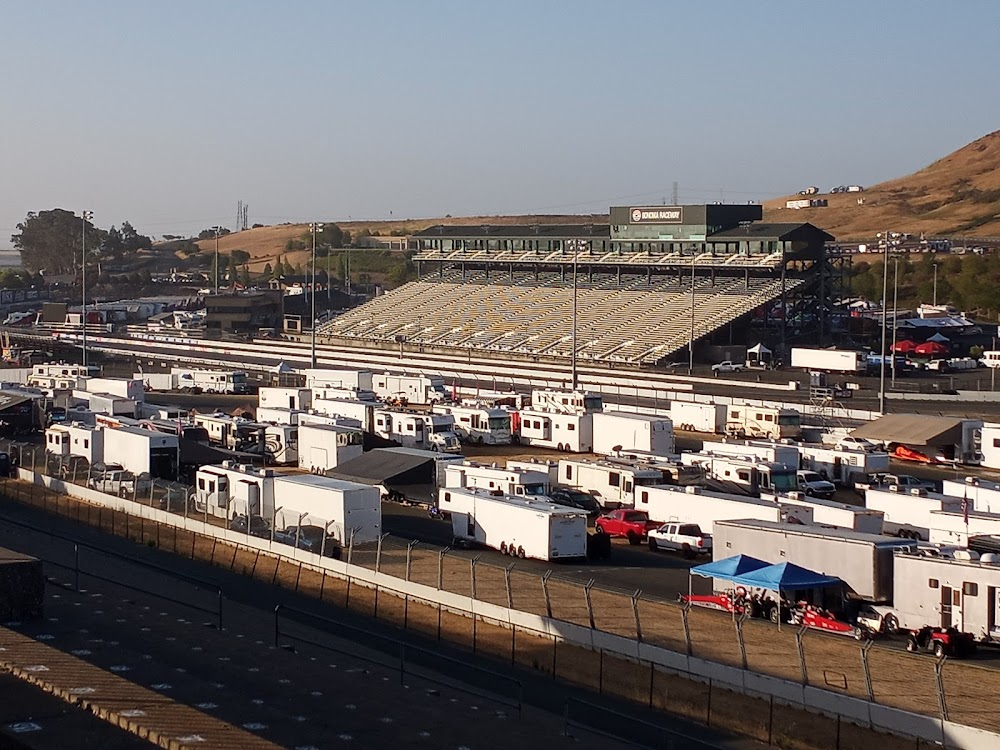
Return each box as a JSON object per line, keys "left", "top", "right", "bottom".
{"left": 317, "top": 270, "right": 803, "bottom": 365}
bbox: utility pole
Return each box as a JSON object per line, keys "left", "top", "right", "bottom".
{"left": 309, "top": 223, "right": 323, "bottom": 368}
{"left": 81, "top": 210, "right": 93, "bottom": 369}
{"left": 877, "top": 231, "right": 901, "bottom": 413}
{"left": 891, "top": 255, "right": 899, "bottom": 386}
{"left": 688, "top": 256, "right": 696, "bottom": 375}
{"left": 212, "top": 226, "right": 225, "bottom": 295}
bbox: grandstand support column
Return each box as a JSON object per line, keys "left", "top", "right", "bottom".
{"left": 688, "top": 257, "right": 695, "bottom": 375}
{"left": 568, "top": 239, "right": 581, "bottom": 390}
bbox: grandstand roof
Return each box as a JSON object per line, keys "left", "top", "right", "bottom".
{"left": 414, "top": 224, "right": 610, "bottom": 238}
{"left": 709, "top": 223, "right": 833, "bottom": 241}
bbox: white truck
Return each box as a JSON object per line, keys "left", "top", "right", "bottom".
{"left": 724, "top": 404, "right": 801, "bottom": 440}
{"left": 168, "top": 368, "right": 250, "bottom": 394}
{"left": 712, "top": 519, "right": 916, "bottom": 603}
{"left": 439, "top": 486, "right": 588, "bottom": 561}
{"left": 422, "top": 413, "right": 462, "bottom": 453}
{"left": 670, "top": 401, "right": 726, "bottom": 434}
{"left": 101, "top": 425, "right": 179, "bottom": 479}
{"left": 634, "top": 484, "right": 814, "bottom": 528}
{"left": 591, "top": 411, "right": 674, "bottom": 456}
{"left": 372, "top": 373, "right": 449, "bottom": 405}
{"left": 798, "top": 444, "right": 890, "bottom": 487}
{"left": 432, "top": 404, "right": 512, "bottom": 445}
{"left": 258, "top": 387, "right": 312, "bottom": 411}
{"left": 298, "top": 422, "right": 364, "bottom": 473}
{"left": 514, "top": 409, "right": 593, "bottom": 452}
{"left": 790, "top": 348, "right": 865, "bottom": 373}
{"left": 864, "top": 486, "right": 964, "bottom": 541}
{"left": 647, "top": 522, "right": 713, "bottom": 558}
{"left": 680, "top": 452, "right": 799, "bottom": 497}
{"left": 444, "top": 461, "right": 550, "bottom": 498}
{"left": 557, "top": 457, "right": 662, "bottom": 508}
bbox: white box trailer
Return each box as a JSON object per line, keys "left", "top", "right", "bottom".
{"left": 303, "top": 368, "right": 374, "bottom": 391}
{"left": 255, "top": 406, "right": 304, "bottom": 426}
{"left": 705, "top": 439, "right": 801, "bottom": 468}
{"left": 374, "top": 409, "right": 431, "bottom": 449}
{"left": 790, "top": 348, "right": 865, "bottom": 373}
{"left": 313, "top": 385, "right": 377, "bottom": 402}
{"left": 713, "top": 519, "right": 916, "bottom": 603}
{"left": 865, "top": 486, "right": 964, "bottom": 541}
{"left": 73, "top": 390, "right": 138, "bottom": 418}
{"left": 81, "top": 377, "right": 145, "bottom": 402}
{"left": 136, "top": 372, "right": 177, "bottom": 391}
{"left": 505, "top": 459, "right": 559, "bottom": 488}
{"left": 298, "top": 423, "right": 364, "bottom": 473}
{"left": 724, "top": 404, "right": 801, "bottom": 440}
{"left": 372, "top": 373, "right": 448, "bottom": 405}
{"left": 763, "top": 491, "right": 884, "bottom": 534}
{"left": 194, "top": 463, "right": 278, "bottom": 520}
{"left": 432, "top": 404, "right": 512, "bottom": 445}
{"left": 680, "top": 452, "right": 798, "bottom": 497}
{"left": 102, "top": 425, "right": 179, "bottom": 479}
{"left": 259, "top": 387, "right": 312, "bottom": 411}
{"left": 272, "top": 474, "right": 381, "bottom": 545}
{"left": 884, "top": 552, "right": 1000, "bottom": 637}
{"left": 439, "top": 486, "right": 588, "bottom": 561}
{"left": 444, "top": 461, "right": 550, "bottom": 498}
{"left": 298, "top": 411, "right": 364, "bottom": 431}
{"left": 798, "top": 444, "right": 890, "bottom": 487}
{"left": 635, "top": 485, "right": 814, "bottom": 528}
{"left": 928, "top": 509, "right": 1000, "bottom": 547}
{"left": 670, "top": 402, "right": 726, "bottom": 434}
{"left": 45, "top": 423, "right": 104, "bottom": 465}
{"left": 312, "top": 398, "right": 375, "bottom": 432}
{"left": 942, "top": 477, "right": 1000, "bottom": 514}
{"left": 592, "top": 411, "right": 674, "bottom": 456}
{"left": 530, "top": 389, "right": 603, "bottom": 414}
{"left": 516, "top": 409, "right": 593, "bottom": 452}
{"left": 558, "top": 458, "right": 662, "bottom": 508}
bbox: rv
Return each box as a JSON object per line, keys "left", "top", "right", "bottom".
{"left": 444, "top": 461, "right": 550, "bottom": 498}
{"left": 169, "top": 367, "right": 250, "bottom": 394}
{"left": 680, "top": 452, "right": 798, "bottom": 497}
{"left": 298, "top": 422, "right": 364, "bottom": 473}
{"left": 557, "top": 457, "right": 662, "bottom": 508}
{"left": 439, "top": 486, "right": 588, "bottom": 561}
{"left": 372, "top": 373, "right": 448, "bottom": 405}
{"left": 530, "top": 389, "right": 603, "bottom": 414}
{"left": 725, "top": 405, "right": 801, "bottom": 440}
{"left": 432, "top": 404, "right": 512, "bottom": 445}
{"left": 705, "top": 439, "right": 801, "bottom": 468}
{"left": 635, "top": 484, "right": 814, "bottom": 529}
{"left": 591, "top": 411, "right": 674, "bottom": 456}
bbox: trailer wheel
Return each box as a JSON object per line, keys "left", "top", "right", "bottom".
{"left": 905, "top": 636, "right": 918, "bottom": 653}
{"left": 507, "top": 542, "right": 516, "bottom": 556}
{"left": 500, "top": 542, "right": 508, "bottom": 555}
{"left": 627, "top": 532, "right": 640, "bottom": 546}
{"left": 517, "top": 546, "right": 525, "bottom": 559}
{"left": 933, "top": 642, "right": 946, "bottom": 658}
{"left": 884, "top": 614, "right": 899, "bottom": 635}
{"left": 769, "top": 607, "right": 780, "bottom": 624}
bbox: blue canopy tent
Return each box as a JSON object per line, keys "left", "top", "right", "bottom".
{"left": 690, "top": 554, "right": 769, "bottom": 581}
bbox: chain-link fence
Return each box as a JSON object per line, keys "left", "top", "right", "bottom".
{"left": 5, "top": 445, "right": 1000, "bottom": 739}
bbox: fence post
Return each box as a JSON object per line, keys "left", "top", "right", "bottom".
{"left": 680, "top": 603, "right": 693, "bottom": 655}
{"left": 734, "top": 613, "right": 748, "bottom": 670}
{"left": 74, "top": 543, "right": 80, "bottom": 592}
{"left": 631, "top": 589, "right": 643, "bottom": 642}
{"left": 504, "top": 564, "right": 514, "bottom": 609}
{"left": 795, "top": 626, "right": 809, "bottom": 685}
{"left": 436, "top": 547, "right": 449, "bottom": 590}
{"left": 217, "top": 588, "right": 223, "bottom": 630}
{"left": 375, "top": 532, "right": 388, "bottom": 574}
{"left": 470, "top": 555, "right": 481, "bottom": 600}
{"left": 347, "top": 528, "right": 357, "bottom": 567}
{"left": 583, "top": 579, "right": 596, "bottom": 630}
{"left": 860, "top": 640, "right": 875, "bottom": 701}
{"left": 273, "top": 604, "right": 280, "bottom": 647}
{"left": 405, "top": 540, "right": 418, "bottom": 582}
{"left": 541, "top": 571, "right": 553, "bottom": 619}
{"left": 934, "top": 655, "right": 949, "bottom": 722}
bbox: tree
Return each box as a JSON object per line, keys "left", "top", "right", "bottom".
{"left": 12, "top": 208, "right": 103, "bottom": 274}
{"left": 198, "top": 227, "right": 231, "bottom": 241}
{"left": 119, "top": 221, "right": 151, "bottom": 254}
{"left": 261, "top": 263, "right": 274, "bottom": 281}
{"left": 230, "top": 249, "right": 250, "bottom": 267}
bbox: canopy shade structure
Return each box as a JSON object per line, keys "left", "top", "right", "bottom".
{"left": 690, "top": 554, "right": 769, "bottom": 580}
{"left": 747, "top": 343, "right": 772, "bottom": 356}
{"left": 850, "top": 413, "right": 965, "bottom": 448}
{"left": 891, "top": 340, "right": 916, "bottom": 353}
{"left": 914, "top": 341, "right": 948, "bottom": 356}
{"left": 927, "top": 332, "right": 950, "bottom": 343}
{"left": 735, "top": 562, "right": 841, "bottom": 591}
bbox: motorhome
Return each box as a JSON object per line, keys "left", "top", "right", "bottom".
{"left": 169, "top": 367, "right": 250, "bottom": 394}
{"left": 432, "top": 404, "right": 512, "bottom": 445}
{"left": 724, "top": 404, "right": 801, "bottom": 440}
{"left": 530, "top": 389, "right": 603, "bottom": 414}
{"left": 439, "top": 486, "right": 588, "bottom": 561}
{"left": 679, "top": 452, "right": 798, "bottom": 497}
{"left": 557, "top": 457, "right": 662, "bottom": 508}
{"left": 591, "top": 411, "right": 674, "bottom": 456}
{"left": 514, "top": 409, "right": 593, "bottom": 452}
{"left": 444, "top": 461, "right": 550, "bottom": 498}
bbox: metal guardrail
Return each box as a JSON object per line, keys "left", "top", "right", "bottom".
{"left": 273, "top": 603, "right": 523, "bottom": 717}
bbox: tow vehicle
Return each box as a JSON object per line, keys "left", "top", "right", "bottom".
{"left": 594, "top": 509, "right": 659, "bottom": 545}
{"left": 905, "top": 626, "right": 977, "bottom": 658}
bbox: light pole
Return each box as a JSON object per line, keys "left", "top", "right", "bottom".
{"left": 309, "top": 223, "right": 324, "bottom": 368}
{"left": 876, "top": 231, "right": 902, "bottom": 413}
{"left": 891, "top": 255, "right": 900, "bottom": 386}
{"left": 933, "top": 262, "right": 939, "bottom": 306}
{"left": 688, "top": 256, "right": 696, "bottom": 375}
{"left": 80, "top": 210, "right": 93, "bottom": 369}
{"left": 212, "top": 226, "right": 225, "bottom": 295}
{"left": 567, "top": 239, "right": 582, "bottom": 390}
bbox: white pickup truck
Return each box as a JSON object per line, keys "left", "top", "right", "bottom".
{"left": 88, "top": 467, "right": 154, "bottom": 498}
{"left": 796, "top": 470, "right": 836, "bottom": 500}
{"left": 647, "top": 522, "right": 713, "bottom": 558}
{"left": 711, "top": 361, "right": 744, "bottom": 374}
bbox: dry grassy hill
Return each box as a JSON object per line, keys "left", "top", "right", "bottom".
{"left": 763, "top": 130, "right": 1000, "bottom": 241}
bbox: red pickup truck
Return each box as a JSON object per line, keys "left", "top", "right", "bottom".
{"left": 595, "top": 509, "right": 659, "bottom": 545}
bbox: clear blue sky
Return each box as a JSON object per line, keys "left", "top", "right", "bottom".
{"left": 2, "top": 1, "right": 998, "bottom": 247}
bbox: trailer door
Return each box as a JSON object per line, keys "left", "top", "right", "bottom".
{"left": 990, "top": 587, "right": 1000, "bottom": 638}
{"left": 940, "top": 586, "right": 952, "bottom": 628}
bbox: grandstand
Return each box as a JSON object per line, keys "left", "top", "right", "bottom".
{"left": 318, "top": 205, "right": 836, "bottom": 367}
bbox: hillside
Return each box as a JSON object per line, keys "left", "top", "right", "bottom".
{"left": 763, "top": 130, "right": 1000, "bottom": 240}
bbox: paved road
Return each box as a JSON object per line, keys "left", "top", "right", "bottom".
{"left": 0, "top": 497, "right": 760, "bottom": 750}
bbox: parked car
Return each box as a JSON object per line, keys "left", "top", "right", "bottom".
{"left": 647, "top": 522, "right": 712, "bottom": 558}
{"left": 229, "top": 514, "right": 272, "bottom": 539}
{"left": 548, "top": 486, "right": 601, "bottom": 517}
{"left": 905, "top": 626, "right": 977, "bottom": 658}
{"left": 855, "top": 604, "right": 900, "bottom": 635}
{"left": 273, "top": 525, "right": 342, "bottom": 558}
{"left": 594, "top": 509, "right": 659, "bottom": 545}
{"left": 711, "top": 361, "right": 744, "bottom": 375}
{"left": 88, "top": 466, "right": 153, "bottom": 498}
{"left": 796, "top": 470, "right": 836, "bottom": 500}
{"left": 835, "top": 436, "right": 880, "bottom": 452}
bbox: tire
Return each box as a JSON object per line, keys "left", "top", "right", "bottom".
{"left": 853, "top": 626, "right": 865, "bottom": 641}
{"left": 884, "top": 614, "right": 899, "bottom": 635}
{"left": 933, "top": 642, "right": 945, "bottom": 658}
{"left": 508, "top": 542, "right": 517, "bottom": 557}
{"left": 430, "top": 444, "right": 439, "bottom": 452}
{"left": 648, "top": 538, "right": 658, "bottom": 552}
{"left": 476, "top": 436, "right": 484, "bottom": 445}
{"left": 627, "top": 532, "right": 640, "bottom": 546}
{"left": 517, "top": 546, "right": 525, "bottom": 559}
{"left": 769, "top": 607, "right": 780, "bottom": 624}
{"left": 682, "top": 543, "right": 695, "bottom": 559}
{"left": 500, "top": 542, "right": 508, "bottom": 555}
{"left": 906, "top": 637, "right": 918, "bottom": 653}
